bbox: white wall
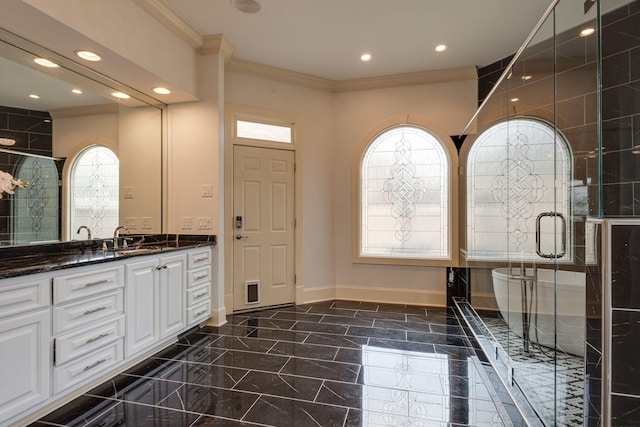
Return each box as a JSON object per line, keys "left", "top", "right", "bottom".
{"left": 333, "top": 80, "right": 477, "bottom": 306}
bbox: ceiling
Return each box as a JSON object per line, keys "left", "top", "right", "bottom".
{"left": 165, "top": 0, "right": 555, "bottom": 81}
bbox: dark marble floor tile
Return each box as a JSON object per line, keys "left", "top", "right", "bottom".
{"left": 315, "top": 380, "right": 363, "bottom": 408}
{"left": 246, "top": 327, "right": 309, "bottom": 343}
{"left": 268, "top": 340, "right": 338, "bottom": 361}
{"left": 89, "top": 401, "right": 200, "bottom": 427}
{"left": 367, "top": 338, "right": 436, "bottom": 354}
{"left": 87, "top": 375, "right": 182, "bottom": 405}
{"left": 233, "top": 370, "right": 322, "bottom": 400}
{"left": 344, "top": 408, "right": 363, "bottom": 427}
{"left": 121, "top": 356, "right": 186, "bottom": 379}
{"left": 191, "top": 414, "right": 262, "bottom": 426}
{"left": 154, "top": 345, "right": 227, "bottom": 365}
{"left": 211, "top": 349, "right": 290, "bottom": 372}
{"left": 332, "top": 300, "right": 379, "bottom": 311}
{"left": 347, "top": 325, "right": 407, "bottom": 340}
{"left": 178, "top": 363, "right": 248, "bottom": 388}
{"left": 224, "top": 314, "right": 250, "bottom": 325}
{"left": 271, "top": 311, "right": 325, "bottom": 322}
{"left": 280, "top": 357, "right": 361, "bottom": 382}
{"left": 199, "top": 324, "right": 257, "bottom": 336}
{"left": 304, "top": 332, "right": 369, "bottom": 348}
{"left": 429, "top": 323, "right": 467, "bottom": 336}
{"left": 319, "top": 313, "right": 374, "bottom": 327}
{"left": 373, "top": 318, "right": 431, "bottom": 332}
{"left": 208, "top": 335, "right": 278, "bottom": 353}
{"left": 305, "top": 305, "right": 359, "bottom": 317}
{"left": 376, "top": 303, "right": 427, "bottom": 315}
{"left": 407, "top": 330, "right": 470, "bottom": 347}
{"left": 243, "top": 395, "right": 348, "bottom": 427}
{"left": 291, "top": 320, "right": 349, "bottom": 335}
{"left": 335, "top": 347, "right": 363, "bottom": 364}
{"left": 355, "top": 310, "right": 407, "bottom": 322}
{"left": 176, "top": 332, "right": 220, "bottom": 347}
{"left": 434, "top": 344, "right": 476, "bottom": 360}
{"left": 158, "top": 383, "right": 259, "bottom": 420}
{"left": 239, "top": 317, "right": 296, "bottom": 330}
{"left": 36, "top": 395, "right": 120, "bottom": 426}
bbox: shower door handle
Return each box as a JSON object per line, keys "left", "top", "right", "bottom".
{"left": 536, "top": 211, "right": 566, "bottom": 259}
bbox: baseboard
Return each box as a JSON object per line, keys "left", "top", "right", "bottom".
{"left": 299, "top": 284, "right": 445, "bottom": 307}
{"left": 208, "top": 305, "right": 227, "bottom": 326}
{"left": 469, "top": 291, "right": 498, "bottom": 311}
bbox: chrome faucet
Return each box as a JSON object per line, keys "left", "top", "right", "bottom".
{"left": 76, "top": 225, "right": 91, "bottom": 240}
{"left": 113, "top": 226, "right": 129, "bottom": 249}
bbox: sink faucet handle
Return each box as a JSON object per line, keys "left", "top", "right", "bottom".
{"left": 76, "top": 225, "right": 92, "bottom": 240}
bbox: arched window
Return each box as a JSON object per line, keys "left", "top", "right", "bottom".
{"left": 69, "top": 145, "right": 119, "bottom": 239}
{"left": 466, "top": 117, "right": 572, "bottom": 261}
{"left": 356, "top": 122, "right": 457, "bottom": 265}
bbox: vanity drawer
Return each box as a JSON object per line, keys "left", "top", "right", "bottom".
{"left": 53, "top": 290, "right": 124, "bottom": 334}
{"left": 186, "top": 283, "right": 210, "bottom": 307}
{"left": 187, "top": 300, "right": 211, "bottom": 326}
{"left": 55, "top": 316, "right": 124, "bottom": 366}
{"left": 187, "top": 266, "right": 210, "bottom": 289}
{"left": 53, "top": 265, "right": 124, "bottom": 304}
{"left": 187, "top": 249, "right": 210, "bottom": 270}
{"left": 53, "top": 339, "right": 124, "bottom": 394}
{"left": 0, "top": 277, "right": 50, "bottom": 319}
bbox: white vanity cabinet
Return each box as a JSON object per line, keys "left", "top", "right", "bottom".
{"left": 0, "top": 275, "right": 51, "bottom": 423}
{"left": 125, "top": 252, "right": 186, "bottom": 358}
{"left": 51, "top": 265, "right": 125, "bottom": 395}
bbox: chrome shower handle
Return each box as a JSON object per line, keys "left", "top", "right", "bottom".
{"left": 535, "top": 211, "right": 566, "bottom": 259}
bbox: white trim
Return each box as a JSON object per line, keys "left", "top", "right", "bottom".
{"left": 207, "top": 306, "right": 227, "bottom": 327}
{"left": 133, "top": 0, "right": 203, "bottom": 49}
{"left": 300, "top": 285, "right": 445, "bottom": 307}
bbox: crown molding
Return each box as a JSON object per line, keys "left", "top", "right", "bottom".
{"left": 50, "top": 103, "right": 119, "bottom": 119}
{"left": 133, "top": 0, "right": 203, "bottom": 49}
{"left": 201, "top": 34, "right": 236, "bottom": 61}
{"left": 226, "top": 58, "right": 336, "bottom": 92}
{"left": 334, "top": 67, "right": 478, "bottom": 93}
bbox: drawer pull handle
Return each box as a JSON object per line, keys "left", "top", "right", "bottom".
{"left": 85, "top": 279, "right": 109, "bottom": 287}
{"left": 83, "top": 358, "right": 107, "bottom": 371}
{"left": 194, "top": 292, "right": 208, "bottom": 299}
{"left": 193, "top": 256, "right": 208, "bottom": 262}
{"left": 86, "top": 332, "right": 110, "bottom": 344}
{"left": 195, "top": 309, "right": 207, "bottom": 317}
{"left": 83, "top": 306, "right": 107, "bottom": 315}
{"left": 194, "top": 274, "right": 208, "bottom": 280}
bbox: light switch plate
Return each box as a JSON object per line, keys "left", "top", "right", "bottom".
{"left": 181, "top": 217, "right": 192, "bottom": 229}
{"left": 197, "top": 217, "right": 212, "bottom": 230}
{"left": 124, "top": 186, "right": 134, "bottom": 199}
{"left": 201, "top": 184, "right": 213, "bottom": 198}
{"left": 124, "top": 217, "right": 136, "bottom": 229}
{"left": 141, "top": 217, "right": 152, "bottom": 229}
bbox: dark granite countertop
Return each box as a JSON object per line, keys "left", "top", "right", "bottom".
{"left": 0, "top": 234, "right": 216, "bottom": 280}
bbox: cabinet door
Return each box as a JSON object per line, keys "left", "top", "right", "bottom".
{"left": 125, "top": 258, "right": 159, "bottom": 357}
{"left": 0, "top": 309, "right": 50, "bottom": 422}
{"left": 159, "top": 254, "right": 186, "bottom": 338}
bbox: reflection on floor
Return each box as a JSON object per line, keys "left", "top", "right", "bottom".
{"left": 32, "top": 301, "right": 527, "bottom": 427}
{"left": 481, "top": 314, "right": 584, "bottom": 427}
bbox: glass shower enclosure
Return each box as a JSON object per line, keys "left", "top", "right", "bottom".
{"left": 453, "top": 0, "right": 632, "bottom": 425}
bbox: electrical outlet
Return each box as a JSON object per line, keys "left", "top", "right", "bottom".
{"left": 124, "top": 217, "right": 136, "bottom": 229}
{"left": 141, "top": 217, "right": 152, "bottom": 229}
{"left": 201, "top": 184, "right": 213, "bottom": 198}
{"left": 197, "top": 217, "right": 212, "bottom": 230}
{"left": 124, "top": 186, "right": 134, "bottom": 199}
{"left": 181, "top": 217, "right": 192, "bottom": 229}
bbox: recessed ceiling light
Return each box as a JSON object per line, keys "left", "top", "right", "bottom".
{"left": 510, "top": 97, "right": 520, "bottom": 102}
{"left": 360, "top": 53, "right": 372, "bottom": 62}
{"left": 111, "top": 91, "right": 130, "bottom": 99}
{"left": 0, "top": 138, "right": 16, "bottom": 146}
{"left": 28, "top": 94, "right": 40, "bottom": 99}
{"left": 34, "top": 58, "right": 59, "bottom": 68}
{"left": 580, "top": 27, "right": 595, "bottom": 37}
{"left": 153, "top": 87, "right": 171, "bottom": 95}
{"left": 435, "top": 44, "right": 448, "bottom": 53}
{"left": 72, "top": 89, "right": 83, "bottom": 94}
{"left": 521, "top": 75, "right": 532, "bottom": 81}
{"left": 75, "top": 50, "right": 101, "bottom": 61}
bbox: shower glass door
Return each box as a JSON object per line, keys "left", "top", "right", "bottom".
{"left": 460, "top": 0, "right": 599, "bottom": 425}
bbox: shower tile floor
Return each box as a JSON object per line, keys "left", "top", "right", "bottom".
{"left": 31, "top": 301, "right": 528, "bottom": 426}
{"left": 481, "top": 314, "right": 584, "bottom": 427}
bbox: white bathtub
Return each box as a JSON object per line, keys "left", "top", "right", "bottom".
{"left": 491, "top": 268, "right": 586, "bottom": 357}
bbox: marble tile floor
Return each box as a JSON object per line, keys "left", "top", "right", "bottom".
{"left": 32, "top": 300, "right": 528, "bottom": 427}
{"left": 481, "top": 314, "right": 584, "bottom": 427}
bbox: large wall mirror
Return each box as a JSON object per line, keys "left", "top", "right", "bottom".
{"left": 0, "top": 28, "right": 164, "bottom": 246}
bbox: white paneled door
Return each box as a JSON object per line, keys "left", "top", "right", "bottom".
{"left": 233, "top": 145, "right": 295, "bottom": 311}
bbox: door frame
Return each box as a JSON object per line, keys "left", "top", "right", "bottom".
{"left": 223, "top": 104, "right": 304, "bottom": 313}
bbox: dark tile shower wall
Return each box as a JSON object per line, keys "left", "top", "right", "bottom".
{"left": 475, "top": 2, "right": 640, "bottom": 425}
{"left": 0, "top": 105, "right": 53, "bottom": 243}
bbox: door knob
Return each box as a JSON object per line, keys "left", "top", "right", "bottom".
{"left": 235, "top": 235, "right": 248, "bottom": 240}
